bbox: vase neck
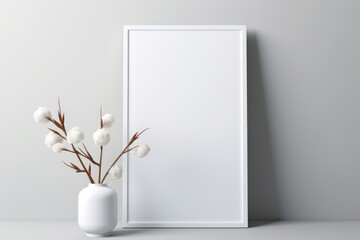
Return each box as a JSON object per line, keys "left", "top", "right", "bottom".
{"left": 88, "top": 183, "right": 108, "bottom": 187}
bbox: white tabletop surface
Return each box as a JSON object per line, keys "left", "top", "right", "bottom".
{"left": 0, "top": 221, "right": 359, "bottom": 240}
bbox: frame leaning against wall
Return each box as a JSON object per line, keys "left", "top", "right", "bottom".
{"left": 123, "top": 25, "right": 247, "bottom": 228}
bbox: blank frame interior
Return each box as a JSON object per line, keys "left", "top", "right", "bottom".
{"left": 123, "top": 25, "right": 247, "bottom": 227}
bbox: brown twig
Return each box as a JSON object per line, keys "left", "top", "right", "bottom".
{"left": 48, "top": 128, "right": 66, "bottom": 140}
{"left": 98, "top": 106, "right": 104, "bottom": 183}
{"left": 62, "top": 161, "right": 85, "bottom": 173}
{"left": 48, "top": 99, "right": 94, "bottom": 183}
{"left": 98, "top": 146, "right": 103, "bottom": 183}
{"left": 72, "top": 144, "right": 95, "bottom": 183}
{"left": 62, "top": 148, "right": 87, "bottom": 159}
{"left": 78, "top": 144, "right": 99, "bottom": 166}
{"left": 76, "top": 147, "right": 89, "bottom": 159}
{"left": 100, "top": 106, "right": 104, "bottom": 129}
{"left": 46, "top": 99, "right": 148, "bottom": 184}
{"left": 100, "top": 129, "right": 148, "bottom": 183}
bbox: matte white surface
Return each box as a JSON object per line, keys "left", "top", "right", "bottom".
{"left": 78, "top": 184, "right": 117, "bottom": 236}
{"left": 1, "top": 221, "right": 360, "bottom": 240}
{"left": 123, "top": 26, "right": 247, "bottom": 227}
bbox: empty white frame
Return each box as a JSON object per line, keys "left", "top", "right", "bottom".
{"left": 123, "top": 25, "right": 247, "bottom": 228}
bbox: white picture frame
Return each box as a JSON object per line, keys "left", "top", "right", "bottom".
{"left": 123, "top": 25, "right": 247, "bottom": 228}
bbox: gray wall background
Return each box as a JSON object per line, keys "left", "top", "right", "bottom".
{"left": 1, "top": 0, "right": 360, "bottom": 221}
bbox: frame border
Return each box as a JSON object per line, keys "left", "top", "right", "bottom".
{"left": 123, "top": 25, "right": 247, "bottom": 228}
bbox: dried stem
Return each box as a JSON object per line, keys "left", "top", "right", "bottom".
{"left": 46, "top": 99, "right": 148, "bottom": 184}
{"left": 62, "top": 161, "right": 85, "bottom": 173}
{"left": 62, "top": 148, "right": 89, "bottom": 160}
{"left": 98, "top": 106, "right": 103, "bottom": 183}
{"left": 57, "top": 97, "right": 62, "bottom": 113}
{"left": 72, "top": 144, "right": 95, "bottom": 183}
{"left": 78, "top": 144, "right": 99, "bottom": 166}
{"left": 48, "top": 128, "right": 66, "bottom": 140}
{"left": 100, "top": 129, "right": 148, "bottom": 183}
{"left": 98, "top": 146, "right": 103, "bottom": 183}
{"left": 48, "top": 99, "right": 94, "bottom": 183}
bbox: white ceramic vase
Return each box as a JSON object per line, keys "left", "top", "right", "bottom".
{"left": 78, "top": 184, "right": 118, "bottom": 237}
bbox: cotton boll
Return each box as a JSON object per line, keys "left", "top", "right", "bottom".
{"left": 67, "top": 127, "right": 84, "bottom": 144}
{"left": 52, "top": 142, "right": 65, "bottom": 153}
{"left": 93, "top": 128, "right": 111, "bottom": 146}
{"left": 45, "top": 132, "right": 63, "bottom": 148}
{"left": 102, "top": 113, "right": 115, "bottom": 128}
{"left": 34, "top": 107, "right": 52, "bottom": 124}
{"left": 109, "top": 165, "right": 122, "bottom": 180}
{"left": 132, "top": 144, "right": 150, "bottom": 158}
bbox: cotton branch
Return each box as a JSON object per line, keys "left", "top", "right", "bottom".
{"left": 100, "top": 129, "right": 148, "bottom": 183}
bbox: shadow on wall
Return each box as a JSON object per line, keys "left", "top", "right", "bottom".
{"left": 247, "top": 32, "right": 281, "bottom": 221}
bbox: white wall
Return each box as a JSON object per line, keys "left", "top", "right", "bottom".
{"left": 1, "top": 0, "right": 360, "bottom": 220}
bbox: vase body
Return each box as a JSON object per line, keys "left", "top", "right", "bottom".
{"left": 78, "top": 184, "right": 118, "bottom": 237}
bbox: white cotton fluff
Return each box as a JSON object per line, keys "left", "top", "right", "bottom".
{"left": 67, "top": 127, "right": 84, "bottom": 144}
{"left": 102, "top": 113, "right": 115, "bottom": 128}
{"left": 109, "top": 165, "right": 123, "bottom": 180}
{"left": 45, "top": 132, "right": 63, "bottom": 148}
{"left": 34, "top": 107, "right": 52, "bottom": 124}
{"left": 132, "top": 144, "right": 151, "bottom": 158}
{"left": 93, "top": 128, "right": 111, "bottom": 146}
{"left": 52, "top": 142, "right": 65, "bottom": 153}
